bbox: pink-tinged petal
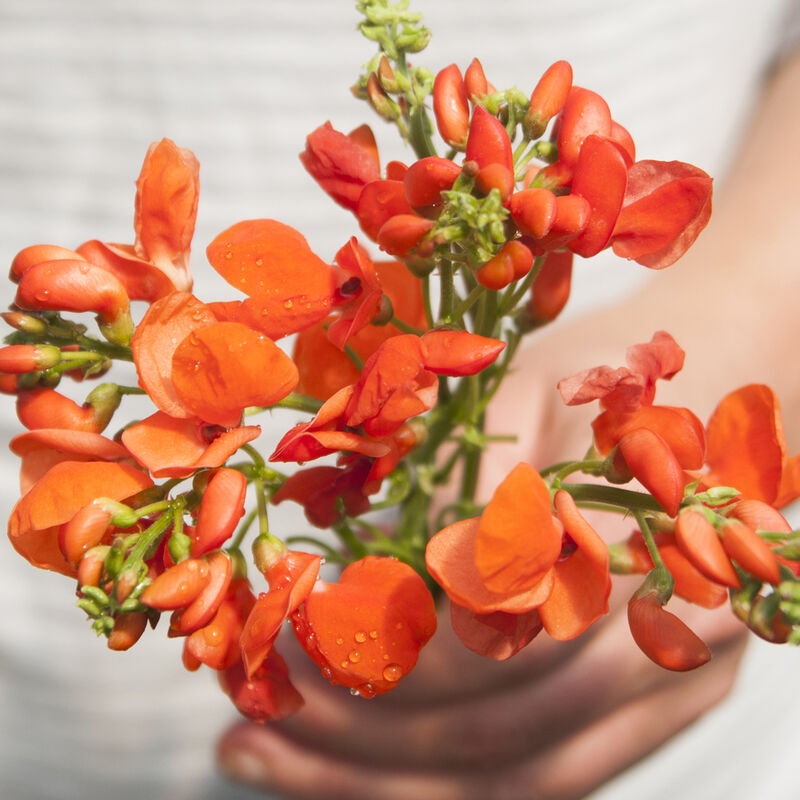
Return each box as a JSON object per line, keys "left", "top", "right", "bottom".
{"left": 611, "top": 161, "right": 712, "bottom": 269}
{"left": 625, "top": 331, "right": 685, "bottom": 403}
{"left": 122, "top": 411, "right": 260, "bottom": 478}
{"left": 558, "top": 365, "right": 643, "bottom": 411}
{"left": 450, "top": 602, "right": 542, "bottom": 660}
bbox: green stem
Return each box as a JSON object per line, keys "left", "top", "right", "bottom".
{"left": 634, "top": 509, "right": 667, "bottom": 571}
{"left": 389, "top": 315, "right": 424, "bottom": 336}
{"left": 422, "top": 274, "right": 434, "bottom": 329}
{"left": 121, "top": 509, "right": 175, "bottom": 573}
{"left": 271, "top": 393, "right": 323, "bottom": 414}
{"left": 558, "top": 483, "right": 664, "bottom": 513}
{"left": 438, "top": 258, "right": 456, "bottom": 323}
{"left": 448, "top": 284, "right": 486, "bottom": 325}
{"left": 499, "top": 256, "right": 544, "bottom": 316}
{"left": 345, "top": 343, "right": 364, "bottom": 371}
{"left": 550, "top": 459, "right": 605, "bottom": 487}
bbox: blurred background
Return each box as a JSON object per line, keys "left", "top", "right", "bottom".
{"left": 1, "top": 1, "right": 799, "bottom": 798}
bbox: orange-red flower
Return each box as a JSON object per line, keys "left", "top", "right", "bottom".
{"left": 7, "top": 460, "right": 152, "bottom": 576}
{"left": 291, "top": 556, "right": 436, "bottom": 696}
{"left": 300, "top": 122, "right": 380, "bottom": 212}
{"left": 122, "top": 411, "right": 260, "bottom": 478}
{"left": 77, "top": 138, "right": 199, "bottom": 300}
{"left": 293, "top": 260, "right": 426, "bottom": 401}
{"left": 560, "top": 332, "right": 704, "bottom": 515}
{"left": 131, "top": 291, "right": 298, "bottom": 427}
{"left": 426, "top": 464, "right": 610, "bottom": 658}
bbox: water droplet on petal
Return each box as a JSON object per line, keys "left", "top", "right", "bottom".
{"left": 349, "top": 649, "right": 361, "bottom": 663}
{"left": 354, "top": 631, "right": 367, "bottom": 643}
{"left": 350, "top": 688, "right": 360, "bottom": 697}
{"left": 321, "top": 667, "right": 332, "bottom": 679}
{"left": 369, "top": 630, "right": 378, "bottom": 639}
{"left": 283, "top": 299, "right": 293, "bottom": 309}
{"left": 340, "top": 660, "right": 349, "bottom": 669}
{"left": 336, "top": 637, "right": 343, "bottom": 645}
{"left": 358, "top": 683, "right": 376, "bottom": 699}
{"left": 225, "top": 252, "right": 233, "bottom": 259}
{"left": 382, "top": 663, "right": 403, "bottom": 682}
{"left": 255, "top": 258, "right": 263, "bottom": 266}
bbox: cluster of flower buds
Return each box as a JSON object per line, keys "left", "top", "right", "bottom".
{"left": 3, "top": 0, "right": 795, "bottom": 727}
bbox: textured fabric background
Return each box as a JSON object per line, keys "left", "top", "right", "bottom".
{"left": 1, "top": 1, "right": 799, "bottom": 798}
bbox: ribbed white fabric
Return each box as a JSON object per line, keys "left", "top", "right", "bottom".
{"left": 0, "top": 1, "right": 798, "bottom": 799}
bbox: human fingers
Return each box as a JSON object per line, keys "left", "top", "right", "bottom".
{"left": 217, "top": 631, "right": 747, "bottom": 800}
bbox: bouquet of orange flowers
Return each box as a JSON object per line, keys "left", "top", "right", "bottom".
{"left": 4, "top": 0, "right": 798, "bottom": 723}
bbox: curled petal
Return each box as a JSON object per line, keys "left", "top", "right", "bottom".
{"left": 133, "top": 138, "right": 199, "bottom": 290}
{"left": 433, "top": 64, "right": 470, "bottom": 147}
{"left": 558, "top": 366, "right": 642, "bottom": 411}
{"left": 77, "top": 240, "right": 177, "bottom": 302}
{"left": 628, "top": 591, "right": 711, "bottom": 671}
{"left": 141, "top": 557, "right": 210, "bottom": 610}
{"left": 568, "top": 135, "right": 628, "bottom": 257}
{"left": 525, "top": 60, "right": 573, "bottom": 139}
{"left": 10, "top": 244, "right": 85, "bottom": 282}
{"left": 8, "top": 461, "right": 152, "bottom": 576}
{"left": 10, "top": 429, "right": 130, "bottom": 494}
{"left": 17, "top": 388, "right": 105, "bottom": 434}
{"left": 122, "top": 411, "right": 260, "bottom": 478}
{"left": 300, "top": 121, "right": 380, "bottom": 211}
{"left": 720, "top": 519, "right": 781, "bottom": 586}
{"left": 556, "top": 88, "right": 612, "bottom": 167}
{"left": 421, "top": 329, "right": 505, "bottom": 377}
{"left": 675, "top": 508, "right": 740, "bottom": 588}
{"left": 170, "top": 551, "right": 234, "bottom": 635}
{"left": 611, "top": 160, "right": 712, "bottom": 269}
{"left": 450, "top": 602, "right": 542, "bottom": 660}
{"left": 617, "top": 428, "right": 685, "bottom": 516}
{"left": 240, "top": 551, "right": 322, "bottom": 677}
{"left": 356, "top": 179, "right": 412, "bottom": 241}
{"left": 192, "top": 469, "right": 247, "bottom": 556}
{"left": 403, "top": 157, "right": 461, "bottom": 209}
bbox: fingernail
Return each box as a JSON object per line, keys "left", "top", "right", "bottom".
{"left": 219, "top": 746, "right": 271, "bottom": 786}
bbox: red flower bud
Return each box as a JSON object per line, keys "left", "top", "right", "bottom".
{"left": 433, "top": 64, "right": 470, "bottom": 147}
{"left": 628, "top": 589, "right": 711, "bottom": 671}
{"left": 465, "top": 106, "right": 512, "bottom": 172}
{"left": 525, "top": 60, "right": 573, "bottom": 139}
{"left": 403, "top": 157, "right": 461, "bottom": 210}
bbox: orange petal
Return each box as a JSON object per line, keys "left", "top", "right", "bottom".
{"left": 705, "top": 384, "right": 785, "bottom": 504}
{"left": 618, "top": 428, "right": 684, "bottom": 516}
{"left": 170, "top": 551, "right": 234, "bottom": 635}
{"left": 475, "top": 463, "right": 562, "bottom": 595}
{"left": 171, "top": 322, "right": 298, "bottom": 427}
{"left": 628, "top": 591, "right": 711, "bottom": 671}
{"left": 449, "top": 602, "right": 542, "bottom": 660}
{"left": 292, "top": 556, "right": 436, "bottom": 696}
{"left": 10, "top": 429, "right": 130, "bottom": 494}
{"left": 192, "top": 469, "right": 247, "bottom": 556}
{"left": 421, "top": 330, "right": 505, "bottom": 377}
{"left": 8, "top": 461, "right": 152, "bottom": 576}
{"left": 141, "top": 557, "right": 210, "bottom": 610}
{"left": 133, "top": 139, "right": 199, "bottom": 287}
{"left": 674, "top": 508, "right": 740, "bottom": 588}
{"left": 240, "top": 551, "right": 321, "bottom": 678}
{"left": 122, "top": 411, "right": 260, "bottom": 478}
{"left": 426, "top": 517, "right": 555, "bottom": 614}
{"left": 206, "top": 220, "right": 336, "bottom": 336}
{"left": 719, "top": 518, "right": 781, "bottom": 585}
{"left": 131, "top": 292, "right": 217, "bottom": 418}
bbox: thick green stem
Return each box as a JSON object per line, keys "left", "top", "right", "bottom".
{"left": 558, "top": 483, "right": 664, "bottom": 513}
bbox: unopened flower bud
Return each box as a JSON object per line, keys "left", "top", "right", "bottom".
{"left": 1, "top": 312, "right": 47, "bottom": 335}
{"left": 252, "top": 533, "right": 287, "bottom": 575}
{"left": 367, "top": 73, "right": 401, "bottom": 121}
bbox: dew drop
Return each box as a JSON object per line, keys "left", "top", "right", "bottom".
{"left": 348, "top": 649, "right": 361, "bottom": 663}
{"left": 283, "top": 299, "right": 294, "bottom": 309}
{"left": 382, "top": 653, "right": 389, "bottom": 660}
{"left": 350, "top": 688, "right": 360, "bottom": 697}
{"left": 395, "top": 621, "right": 404, "bottom": 630}
{"left": 321, "top": 667, "right": 332, "bottom": 679}
{"left": 225, "top": 252, "right": 233, "bottom": 259}
{"left": 203, "top": 625, "right": 222, "bottom": 644}
{"left": 382, "top": 663, "right": 403, "bottom": 682}
{"left": 358, "top": 683, "right": 376, "bottom": 699}
{"left": 369, "top": 630, "right": 379, "bottom": 639}
{"left": 255, "top": 258, "right": 263, "bottom": 266}
{"left": 336, "top": 637, "right": 344, "bottom": 645}
{"left": 340, "top": 660, "right": 349, "bottom": 669}
{"left": 354, "top": 631, "right": 367, "bottom": 643}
